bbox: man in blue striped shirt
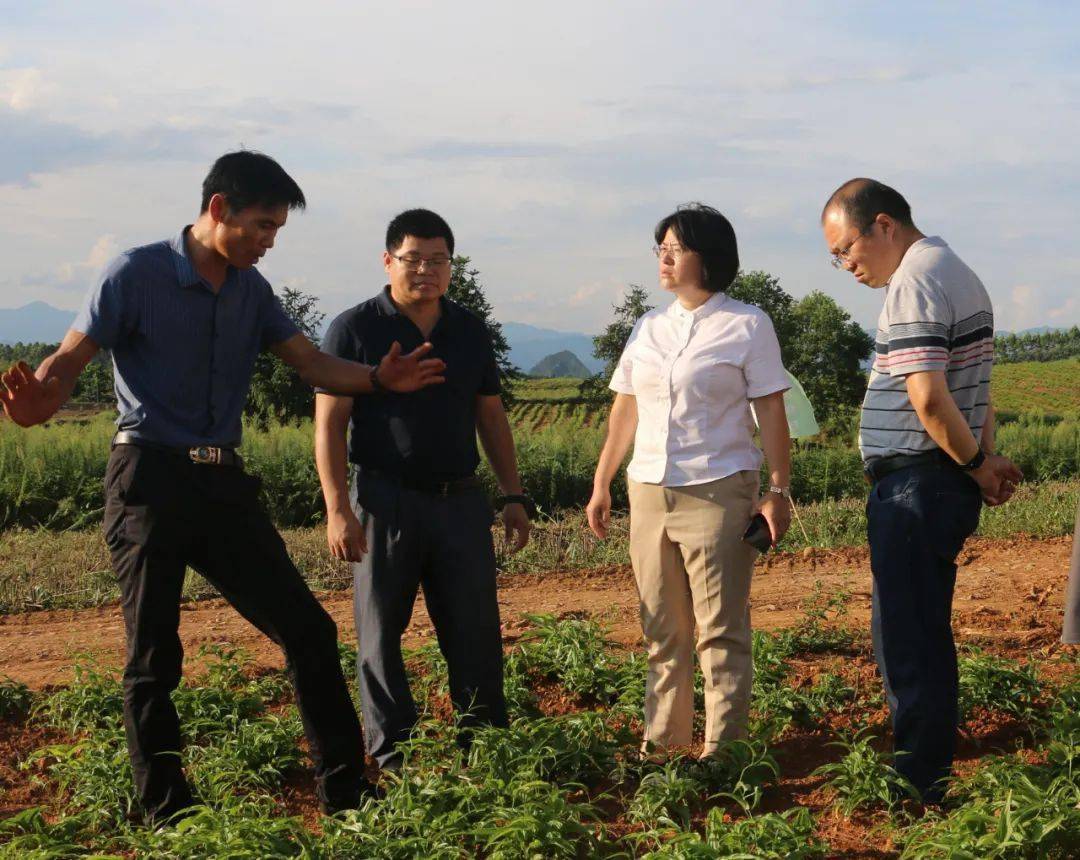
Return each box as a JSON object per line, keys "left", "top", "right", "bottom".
{"left": 0, "top": 151, "right": 446, "bottom": 823}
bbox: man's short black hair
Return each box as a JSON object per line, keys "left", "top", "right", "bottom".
{"left": 822, "top": 178, "right": 913, "bottom": 230}
{"left": 654, "top": 203, "right": 739, "bottom": 293}
{"left": 385, "top": 209, "right": 455, "bottom": 256}
{"left": 200, "top": 151, "right": 306, "bottom": 214}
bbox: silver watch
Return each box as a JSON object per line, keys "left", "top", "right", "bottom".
{"left": 767, "top": 485, "right": 791, "bottom": 500}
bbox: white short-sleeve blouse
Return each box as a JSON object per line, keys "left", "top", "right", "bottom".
{"left": 609, "top": 291, "right": 789, "bottom": 486}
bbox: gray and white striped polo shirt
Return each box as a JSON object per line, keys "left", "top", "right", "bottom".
{"left": 859, "top": 236, "right": 994, "bottom": 463}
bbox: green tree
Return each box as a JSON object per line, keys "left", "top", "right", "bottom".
{"left": 73, "top": 354, "right": 115, "bottom": 404}
{"left": 447, "top": 256, "right": 519, "bottom": 408}
{"left": 580, "top": 285, "right": 654, "bottom": 404}
{"left": 244, "top": 287, "right": 325, "bottom": 428}
{"left": 727, "top": 270, "right": 797, "bottom": 356}
{"left": 730, "top": 272, "right": 872, "bottom": 424}
{"left": 786, "top": 291, "right": 874, "bottom": 428}
{"left": 994, "top": 326, "right": 1080, "bottom": 363}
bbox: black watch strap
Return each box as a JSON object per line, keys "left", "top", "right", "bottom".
{"left": 958, "top": 448, "right": 986, "bottom": 472}
{"left": 370, "top": 364, "right": 388, "bottom": 393}
{"left": 497, "top": 494, "right": 536, "bottom": 518}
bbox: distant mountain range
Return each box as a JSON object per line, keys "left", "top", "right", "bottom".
{"left": 0, "top": 301, "right": 1066, "bottom": 364}
{"left": 0, "top": 301, "right": 77, "bottom": 344}
{"left": 501, "top": 322, "right": 603, "bottom": 374}
{"left": 528, "top": 350, "right": 592, "bottom": 378}
{"left": 0, "top": 304, "right": 606, "bottom": 369}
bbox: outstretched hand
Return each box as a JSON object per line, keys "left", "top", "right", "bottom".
{"left": 0, "top": 362, "right": 62, "bottom": 427}
{"left": 376, "top": 341, "right": 446, "bottom": 392}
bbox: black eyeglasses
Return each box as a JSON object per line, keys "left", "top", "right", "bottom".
{"left": 653, "top": 243, "right": 687, "bottom": 260}
{"left": 830, "top": 226, "right": 873, "bottom": 269}
{"left": 390, "top": 253, "right": 452, "bottom": 271}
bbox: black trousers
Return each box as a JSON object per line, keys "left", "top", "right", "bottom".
{"left": 103, "top": 445, "right": 365, "bottom": 821}
{"left": 351, "top": 474, "right": 508, "bottom": 768}
{"left": 866, "top": 461, "right": 982, "bottom": 801}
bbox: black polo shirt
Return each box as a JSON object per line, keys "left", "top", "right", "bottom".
{"left": 320, "top": 287, "right": 501, "bottom": 481}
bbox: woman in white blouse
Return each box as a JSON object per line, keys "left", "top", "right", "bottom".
{"left": 587, "top": 203, "right": 792, "bottom": 756}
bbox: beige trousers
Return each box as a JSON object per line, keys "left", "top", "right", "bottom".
{"left": 628, "top": 471, "right": 759, "bottom": 753}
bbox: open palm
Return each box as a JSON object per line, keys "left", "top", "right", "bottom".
{"left": 376, "top": 341, "right": 447, "bottom": 392}
{"left": 0, "top": 362, "right": 62, "bottom": 427}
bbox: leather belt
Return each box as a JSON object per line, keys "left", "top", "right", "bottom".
{"left": 358, "top": 467, "right": 481, "bottom": 496}
{"left": 112, "top": 430, "right": 244, "bottom": 468}
{"left": 864, "top": 449, "right": 956, "bottom": 484}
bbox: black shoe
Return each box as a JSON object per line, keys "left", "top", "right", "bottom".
{"left": 379, "top": 755, "right": 404, "bottom": 777}
{"left": 147, "top": 802, "right": 201, "bottom": 831}
{"left": 319, "top": 778, "right": 382, "bottom": 815}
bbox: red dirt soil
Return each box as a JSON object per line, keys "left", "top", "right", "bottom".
{"left": 1, "top": 534, "right": 1077, "bottom": 859}
{"left": 0, "top": 535, "right": 1074, "bottom": 689}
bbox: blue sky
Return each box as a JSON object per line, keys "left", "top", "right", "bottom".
{"left": 1, "top": 1, "right": 1077, "bottom": 333}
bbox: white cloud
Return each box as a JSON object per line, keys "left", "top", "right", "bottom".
{"left": 0, "top": 2, "right": 1077, "bottom": 333}
{"left": 1000, "top": 285, "right": 1041, "bottom": 332}
{"left": 1048, "top": 297, "right": 1078, "bottom": 323}
{"left": 0, "top": 67, "right": 44, "bottom": 110}
{"left": 48, "top": 234, "right": 120, "bottom": 291}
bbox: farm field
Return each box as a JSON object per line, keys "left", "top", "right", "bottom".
{"left": 1, "top": 363, "right": 1078, "bottom": 857}
{"left": 990, "top": 358, "right": 1080, "bottom": 416}
{"left": 1, "top": 535, "right": 1078, "bottom": 857}
{"left": 514, "top": 360, "right": 1080, "bottom": 425}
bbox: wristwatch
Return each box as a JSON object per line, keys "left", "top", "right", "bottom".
{"left": 369, "top": 364, "right": 388, "bottom": 393}
{"left": 767, "top": 485, "right": 791, "bottom": 500}
{"left": 497, "top": 494, "right": 537, "bottom": 519}
{"left": 958, "top": 448, "right": 986, "bottom": 471}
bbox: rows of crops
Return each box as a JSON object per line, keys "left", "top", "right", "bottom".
{"left": 2, "top": 605, "right": 1077, "bottom": 857}
{"left": 509, "top": 401, "right": 603, "bottom": 433}
{"left": 990, "top": 358, "right": 1080, "bottom": 415}
{"left": 1, "top": 479, "right": 1076, "bottom": 615}
{"left": 2, "top": 405, "right": 1078, "bottom": 532}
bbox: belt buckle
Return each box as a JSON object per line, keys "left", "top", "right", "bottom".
{"left": 189, "top": 445, "right": 222, "bottom": 465}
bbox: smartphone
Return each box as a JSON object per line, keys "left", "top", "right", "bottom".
{"left": 742, "top": 513, "right": 772, "bottom": 552}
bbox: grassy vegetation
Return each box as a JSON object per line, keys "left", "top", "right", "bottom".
{"left": 3, "top": 480, "right": 1075, "bottom": 615}
{"left": 990, "top": 357, "right": 1080, "bottom": 415}
{"left": 1, "top": 612, "right": 1077, "bottom": 857}
{"left": 2, "top": 401, "right": 1078, "bottom": 531}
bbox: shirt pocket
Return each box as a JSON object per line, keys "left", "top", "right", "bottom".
{"left": 628, "top": 341, "right": 667, "bottom": 401}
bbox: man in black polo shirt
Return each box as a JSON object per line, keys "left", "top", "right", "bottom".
{"left": 315, "top": 208, "right": 531, "bottom": 771}
{"left": 0, "top": 153, "right": 447, "bottom": 823}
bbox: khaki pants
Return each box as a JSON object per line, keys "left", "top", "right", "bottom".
{"left": 628, "top": 471, "right": 759, "bottom": 753}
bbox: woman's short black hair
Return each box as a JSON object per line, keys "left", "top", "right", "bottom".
{"left": 385, "top": 208, "right": 455, "bottom": 256}
{"left": 654, "top": 203, "right": 739, "bottom": 293}
{"left": 200, "top": 150, "right": 306, "bottom": 214}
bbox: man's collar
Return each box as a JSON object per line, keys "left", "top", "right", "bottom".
{"left": 170, "top": 226, "right": 242, "bottom": 291}
{"left": 376, "top": 285, "right": 454, "bottom": 319}
{"left": 885, "top": 236, "right": 946, "bottom": 287}
{"left": 375, "top": 285, "right": 399, "bottom": 315}
{"left": 170, "top": 227, "right": 203, "bottom": 289}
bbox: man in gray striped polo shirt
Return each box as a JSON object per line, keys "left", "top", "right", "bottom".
{"left": 821, "top": 178, "right": 1022, "bottom": 804}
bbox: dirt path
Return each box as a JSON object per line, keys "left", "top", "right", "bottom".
{"left": 0, "top": 535, "right": 1074, "bottom": 689}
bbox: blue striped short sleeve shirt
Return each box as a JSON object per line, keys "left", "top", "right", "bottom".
{"left": 72, "top": 226, "right": 299, "bottom": 448}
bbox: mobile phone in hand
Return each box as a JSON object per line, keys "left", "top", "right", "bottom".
{"left": 742, "top": 513, "right": 772, "bottom": 552}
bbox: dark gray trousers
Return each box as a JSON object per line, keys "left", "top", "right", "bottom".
{"left": 1062, "top": 499, "right": 1080, "bottom": 644}
{"left": 351, "top": 474, "right": 507, "bottom": 768}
